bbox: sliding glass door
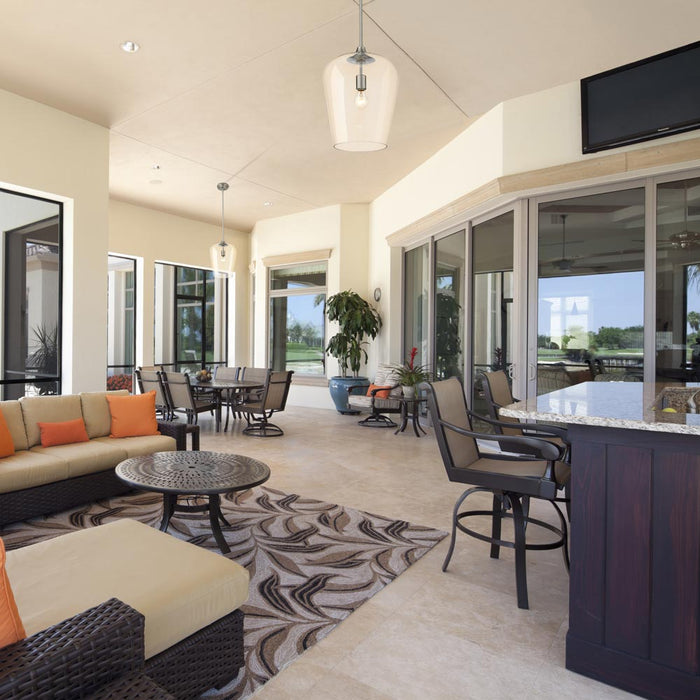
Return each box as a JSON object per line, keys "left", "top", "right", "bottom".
{"left": 471, "top": 212, "right": 514, "bottom": 415}
{"left": 656, "top": 176, "right": 700, "bottom": 380}
{"left": 530, "top": 187, "right": 645, "bottom": 395}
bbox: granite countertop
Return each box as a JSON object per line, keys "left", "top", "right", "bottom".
{"left": 499, "top": 381, "right": 700, "bottom": 435}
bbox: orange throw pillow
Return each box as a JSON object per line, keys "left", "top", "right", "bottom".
{"left": 106, "top": 391, "right": 160, "bottom": 438}
{"left": 38, "top": 418, "right": 89, "bottom": 447}
{"left": 0, "top": 538, "right": 25, "bottom": 648}
{"left": 366, "top": 383, "right": 392, "bottom": 399}
{"left": 0, "top": 410, "right": 15, "bottom": 458}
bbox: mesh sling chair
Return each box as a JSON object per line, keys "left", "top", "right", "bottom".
{"left": 214, "top": 365, "right": 241, "bottom": 431}
{"left": 236, "top": 370, "right": 294, "bottom": 437}
{"left": 161, "top": 371, "right": 217, "bottom": 425}
{"left": 425, "top": 377, "right": 570, "bottom": 609}
{"left": 135, "top": 368, "right": 172, "bottom": 420}
{"left": 478, "top": 369, "right": 571, "bottom": 460}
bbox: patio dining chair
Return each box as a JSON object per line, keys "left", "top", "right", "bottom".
{"left": 215, "top": 365, "right": 241, "bottom": 430}
{"left": 425, "top": 376, "right": 570, "bottom": 609}
{"left": 235, "top": 370, "right": 293, "bottom": 437}
{"left": 161, "top": 371, "right": 217, "bottom": 425}
{"left": 134, "top": 367, "right": 171, "bottom": 420}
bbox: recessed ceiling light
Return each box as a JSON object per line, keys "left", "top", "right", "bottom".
{"left": 149, "top": 179, "right": 163, "bottom": 185}
{"left": 120, "top": 40, "right": 140, "bottom": 53}
{"left": 263, "top": 201, "right": 273, "bottom": 207}
{"left": 152, "top": 164, "right": 160, "bottom": 170}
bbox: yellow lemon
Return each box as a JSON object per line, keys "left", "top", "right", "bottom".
{"left": 662, "top": 407, "right": 677, "bottom": 413}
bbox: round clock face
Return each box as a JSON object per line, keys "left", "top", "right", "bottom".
{"left": 374, "top": 287, "right": 381, "bottom": 302}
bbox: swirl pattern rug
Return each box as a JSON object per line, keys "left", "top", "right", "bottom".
{"left": 1, "top": 486, "right": 446, "bottom": 699}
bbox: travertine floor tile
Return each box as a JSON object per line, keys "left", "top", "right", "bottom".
{"left": 194, "top": 406, "right": 639, "bottom": 700}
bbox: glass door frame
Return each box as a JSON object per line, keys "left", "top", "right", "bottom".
{"left": 432, "top": 224, "right": 466, "bottom": 383}
{"left": 526, "top": 178, "right": 654, "bottom": 398}
{"left": 469, "top": 201, "right": 528, "bottom": 402}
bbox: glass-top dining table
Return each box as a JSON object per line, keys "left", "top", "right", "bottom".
{"left": 189, "top": 378, "right": 264, "bottom": 432}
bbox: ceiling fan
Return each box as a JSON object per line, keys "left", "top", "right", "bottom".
{"left": 542, "top": 215, "right": 609, "bottom": 273}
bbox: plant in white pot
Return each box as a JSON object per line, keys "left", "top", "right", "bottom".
{"left": 325, "top": 290, "right": 382, "bottom": 413}
{"left": 392, "top": 347, "right": 431, "bottom": 399}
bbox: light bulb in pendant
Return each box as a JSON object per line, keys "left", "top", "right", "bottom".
{"left": 355, "top": 90, "right": 368, "bottom": 109}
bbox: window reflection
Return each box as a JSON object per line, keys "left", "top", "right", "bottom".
{"left": 656, "top": 177, "right": 700, "bottom": 380}
{"left": 537, "top": 189, "right": 645, "bottom": 393}
{"left": 435, "top": 231, "right": 465, "bottom": 381}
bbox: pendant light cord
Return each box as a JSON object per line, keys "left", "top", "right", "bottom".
{"left": 218, "top": 182, "right": 229, "bottom": 245}
{"left": 358, "top": 0, "right": 364, "bottom": 52}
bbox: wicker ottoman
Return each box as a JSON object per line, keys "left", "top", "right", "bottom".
{"left": 6, "top": 519, "right": 249, "bottom": 698}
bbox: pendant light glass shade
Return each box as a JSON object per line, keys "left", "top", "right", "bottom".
{"left": 323, "top": 53, "right": 398, "bottom": 151}
{"left": 210, "top": 182, "right": 236, "bottom": 276}
{"left": 210, "top": 239, "right": 236, "bottom": 275}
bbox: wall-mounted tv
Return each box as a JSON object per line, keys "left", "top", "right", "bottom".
{"left": 581, "top": 40, "right": 700, "bottom": 154}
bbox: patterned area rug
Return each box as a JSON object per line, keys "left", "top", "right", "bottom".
{"left": 1, "top": 487, "right": 446, "bottom": 699}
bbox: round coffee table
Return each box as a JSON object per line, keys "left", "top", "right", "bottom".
{"left": 115, "top": 451, "right": 270, "bottom": 554}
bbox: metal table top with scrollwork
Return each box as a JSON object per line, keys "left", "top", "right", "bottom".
{"left": 115, "top": 451, "right": 271, "bottom": 496}
{"left": 115, "top": 451, "right": 271, "bottom": 553}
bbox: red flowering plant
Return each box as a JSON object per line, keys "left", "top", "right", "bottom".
{"left": 106, "top": 373, "right": 133, "bottom": 392}
{"left": 392, "top": 347, "right": 431, "bottom": 387}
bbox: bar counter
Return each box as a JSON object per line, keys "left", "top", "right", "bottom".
{"left": 501, "top": 381, "right": 700, "bottom": 700}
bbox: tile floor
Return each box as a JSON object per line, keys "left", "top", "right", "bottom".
{"left": 196, "top": 405, "right": 638, "bottom": 700}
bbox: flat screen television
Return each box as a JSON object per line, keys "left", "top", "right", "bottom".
{"left": 581, "top": 40, "right": 700, "bottom": 154}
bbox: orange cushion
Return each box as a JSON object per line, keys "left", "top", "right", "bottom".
{"left": 106, "top": 391, "right": 160, "bottom": 438}
{"left": 0, "top": 538, "right": 25, "bottom": 648}
{"left": 38, "top": 418, "right": 89, "bottom": 447}
{"left": 367, "top": 384, "right": 392, "bottom": 399}
{"left": 0, "top": 410, "right": 15, "bottom": 458}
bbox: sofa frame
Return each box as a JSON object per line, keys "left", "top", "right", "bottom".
{"left": 0, "top": 420, "right": 192, "bottom": 528}
{"left": 0, "top": 597, "right": 244, "bottom": 699}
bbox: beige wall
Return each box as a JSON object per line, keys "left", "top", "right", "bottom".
{"left": 251, "top": 204, "right": 376, "bottom": 408}
{"left": 0, "top": 88, "right": 109, "bottom": 394}
{"left": 108, "top": 199, "right": 250, "bottom": 367}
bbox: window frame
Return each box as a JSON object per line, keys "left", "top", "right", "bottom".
{"left": 267, "top": 260, "right": 328, "bottom": 377}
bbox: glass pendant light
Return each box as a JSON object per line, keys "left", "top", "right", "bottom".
{"left": 210, "top": 182, "right": 236, "bottom": 275}
{"left": 323, "top": 0, "right": 398, "bottom": 151}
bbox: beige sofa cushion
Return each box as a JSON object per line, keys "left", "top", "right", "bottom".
{"left": 20, "top": 395, "right": 83, "bottom": 448}
{"left": 0, "top": 451, "right": 69, "bottom": 494}
{"left": 30, "top": 440, "right": 128, "bottom": 480}
{"left": 0, "top": 401, "right": 28, "bottom": 452}
{"left": 93, "top": 434, "right": 176, "bottom": 457}
{"left": 80, "top": 390, "right": 129, "bottom": 439}
{"left": 8, "top": 519, "right": 250, "bottom": 659}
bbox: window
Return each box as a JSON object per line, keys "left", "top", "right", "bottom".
{"left": 269, "top": 262, "right": 326, "bottom": 375}
{"left": 107, "top": 255, "right": 136, "bottom": 392}
{"left": 154, "top": 263, "right": 227, "bottom": 371}
{"left": 1, "top": 189, "right": 62, "bottom": 399}
{"left": 536, "top": 188, "right": 645, "bottom": 391}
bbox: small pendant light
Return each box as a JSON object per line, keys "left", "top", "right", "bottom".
{"left": 210, "top": 182, "right": 236, "bottom": 275}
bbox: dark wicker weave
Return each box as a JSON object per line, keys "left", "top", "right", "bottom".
{"left": 86, "top": 672, "right": 175, "bottom": 699}
{"left": 0, "top": 598, "right": 244, "bottom": 699}
{"left": 0, "top": 421, "right": 193, "bottom": 527}
{"left": 0, "top": 598, "right": 144, "bottom": 699}
{"left": 145, "top": 608, "right": 245, "bottom": 699}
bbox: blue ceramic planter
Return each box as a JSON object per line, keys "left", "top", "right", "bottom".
{"left": 329, "top": 376, "right": 369, "bottom": 414}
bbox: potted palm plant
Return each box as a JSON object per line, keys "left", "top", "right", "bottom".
{"left": 392, "top": 347, "right": 431, "bottom": 398}
{"left": 325, "top": 290, "right": 382, "bottom": 413}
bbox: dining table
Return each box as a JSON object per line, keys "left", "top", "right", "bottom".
{"left": 189, "top": 378, "right": 264, "bottom": 432}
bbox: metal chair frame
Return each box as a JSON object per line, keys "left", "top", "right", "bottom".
{"left": 236, "top": 369, "right": 293, "bottom": 437}
{"left": 425, "top": 377, "right": 570, "bottom": 609}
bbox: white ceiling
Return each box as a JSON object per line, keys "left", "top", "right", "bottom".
{"left": 1, "top": 1, "right": 699, "bottom": 232}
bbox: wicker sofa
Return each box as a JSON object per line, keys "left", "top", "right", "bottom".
{"left": 2, "top": 519, "right": 248, "bottom": 699}
{"left": 0, "top": 390, "right": 190, "bottom": 527}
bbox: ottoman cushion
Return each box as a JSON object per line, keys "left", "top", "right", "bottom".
{"left": 6, "top": 519, "right": 249, "bottom": 658}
